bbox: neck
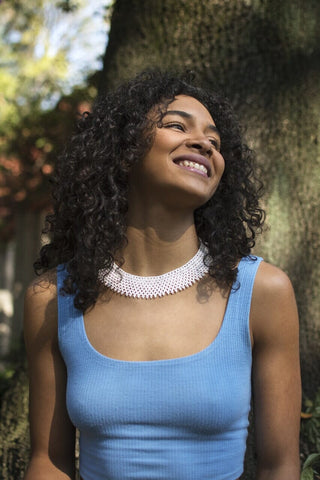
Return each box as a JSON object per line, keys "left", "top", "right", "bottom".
{"left": 118, "top": 205, "right": 200, "bottom": 276}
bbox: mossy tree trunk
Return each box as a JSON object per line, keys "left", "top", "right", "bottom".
{"left": 99, "top": 0, "right": 320, "bottom": 476}
{"left": 1, "top": 1, "right": 319, "bottom": 478}
{"left": 100, "top": 0, "right": 320, "bottom": 405}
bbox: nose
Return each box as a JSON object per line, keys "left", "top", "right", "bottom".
{"left": 185, "top": 136, "right": 212, "bottom": 156}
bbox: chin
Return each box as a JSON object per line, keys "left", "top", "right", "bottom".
{"left": 165, "top": 187, "right": 215, "bottom": 211}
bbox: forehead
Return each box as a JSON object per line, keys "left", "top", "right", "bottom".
{"left": 165, "top": 95, "right": 215, "bottom": 125}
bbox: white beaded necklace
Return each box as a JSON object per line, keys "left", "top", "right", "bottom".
{"left": 98, "top": 243, "right": 209, "bottom": 299}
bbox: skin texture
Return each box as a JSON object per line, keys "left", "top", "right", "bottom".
{"left": 128, "top": 96, "right": 225, "bottom": 216}
{"left": 24, "top": 95, "right": 301, "bottom": 480}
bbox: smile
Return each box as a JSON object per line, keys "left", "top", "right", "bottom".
{"left": 176, "top": 160, "right": 209, "bottom": 177}
{"left": 173, "top": 153, "right": 211, "bottom": 178}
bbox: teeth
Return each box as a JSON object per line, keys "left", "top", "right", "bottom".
{"left": 177, "top": 160, "right": 208, "bottom": 175}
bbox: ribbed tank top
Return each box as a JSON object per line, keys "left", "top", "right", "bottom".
{"left": 57, "top": 255, "right": 263, "bottom": 480}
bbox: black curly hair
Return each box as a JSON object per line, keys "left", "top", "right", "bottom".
{"left": 34, "top": 69, "right": 265, "bottom": 312}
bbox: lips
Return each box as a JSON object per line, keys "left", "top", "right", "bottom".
{"left": 173, "top": 153, "right": 212, "bottom": 177}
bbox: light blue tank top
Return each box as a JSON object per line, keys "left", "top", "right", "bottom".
{"left": 57, "top": 255, "right": 263, "bottom": 480}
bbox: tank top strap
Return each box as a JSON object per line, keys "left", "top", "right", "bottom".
{"left": 56, "top": 263, "right": 67, "bottom": 296}
{"left": 219, "top": 255, "right": 263, "bottom": 347}
{"left": 234, "top": 255, "right": 263, "bottom": 315}
{"left": 56, "top": 264, "right": 82, "bottom": 344}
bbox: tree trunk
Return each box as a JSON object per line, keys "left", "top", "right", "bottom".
{"left": 101, "top": 0, "right": 320, "bottom": 392}
{"left": 99, "top": 0, "right": 320, "bottom": 476}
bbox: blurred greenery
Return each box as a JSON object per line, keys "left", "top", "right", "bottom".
{"left": 301, "top": 389, "right": 320, "bottom": 454}
{"left": 300, "top": 389, "right": 320, "bottom": 479}
{"left": 0, "top": 0, "right": 109, "bottom": 239}
{"left": 0, "top": 367, "right": 15, "bottom": 404}
{"left": 1, "top": 0, "right": 70, "bottom": 143}
{"left": 301, "top": 453, "right": 320, "bottom": 480}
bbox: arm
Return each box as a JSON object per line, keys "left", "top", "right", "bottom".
{"left": 24, "top": 273, "right": 76, "bottom": 480}
{"left": 251, "top": 261, "right": 301, "bottom": 480}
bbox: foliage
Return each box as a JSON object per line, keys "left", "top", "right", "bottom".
{"left": 0, "top": 363, "right": 30, "bottom": 480}
{"left": 301, "top": 453, "right": 320, "bottom": 480}
{"left": 0, "top": 366, "right": 15, "bottom": 405}
{"left": 0, "top": 0, "right": 69, "bottom": 142}
{"left": 0, "top": 0, "right": 108, "bottom": 240}
{"left": 300, "top": 389, "right": 320, "bottom": 479}
{"left": 301, "top": 389, "right": 320, "bottom": 454}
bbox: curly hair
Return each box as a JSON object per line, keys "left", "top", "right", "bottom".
{"left": 35, "top": 69, "right": 265, "bottom": 312}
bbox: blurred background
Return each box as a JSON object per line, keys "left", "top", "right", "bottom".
{"left": 0, "top": 0, "right": 109, "bottom": 359}
{"left": 0, "top": 0, "right": 319, "bottom": 478}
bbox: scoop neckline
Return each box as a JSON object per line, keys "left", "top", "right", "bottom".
{"left": 78, "top": 271, "right": 239, "bottom": 367}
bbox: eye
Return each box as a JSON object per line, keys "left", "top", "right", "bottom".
{"left": 209, "top": 138, "right": 220, "bottom": 150}
{"left": 163, "top": 122, "right": 185, "bottom": 132}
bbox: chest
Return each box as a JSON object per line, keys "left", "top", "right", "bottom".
{"left": 67, "top": 350, "right": 252, "bottom": 435}
{"left": 83, "top": 282, "right": 229, "bottom": 361}
{"left": 59, "top": 267, "right": 253, "bottom": 441}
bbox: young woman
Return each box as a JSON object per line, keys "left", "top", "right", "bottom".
{"left": 24, "top": 71, "right": 301, "bottom": 480}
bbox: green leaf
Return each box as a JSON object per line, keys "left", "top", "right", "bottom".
{"left": 303, "top": 453, "right": 320, "bottom": 469}
{"left": 301, "top": 466, "right": 314, "bottom": 480}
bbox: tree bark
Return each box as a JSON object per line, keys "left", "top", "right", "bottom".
{"left": 101, "top": 0, "right": 320, "bottom": 402}
{"left": 99, "top": 0, "right": 320, "bottom": 475}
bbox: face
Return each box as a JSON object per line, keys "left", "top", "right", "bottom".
{"left": 129, "top": 95, "right": 225, "bottom": 211}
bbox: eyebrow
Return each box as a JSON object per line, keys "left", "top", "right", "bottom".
{"left": 163, "top": 110, "right": 220, "bottom": 137}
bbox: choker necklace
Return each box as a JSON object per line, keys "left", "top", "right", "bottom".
{"left": 98, "top": 243, "right": 209, "bottom": 299}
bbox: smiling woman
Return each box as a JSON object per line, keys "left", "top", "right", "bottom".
{"left": 24, "top": 70, "right": 301, "bottom": 480}
{"left": 129, "top": 95, "right": 225, "bottom": 213}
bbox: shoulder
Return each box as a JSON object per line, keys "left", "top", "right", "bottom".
{"left": 252, "top": 260, "right": 294, "bottom": 298}
{"left": 24, "top": 269, "right": 59, "bottom": 350}
{"left": 250, "top": 260, "right": 299, "bottom": 346}
{"left": 25, "top": 268, "right": 57, "bottom": 300}
{"left": 24, "top": 269, "right": 58, "bottom": 319}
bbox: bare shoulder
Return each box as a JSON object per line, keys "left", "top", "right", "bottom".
{"left": 253, "top": 260, "right": 294, "bottom": 296}
{"left": 250, "top": 260, "right": 299, "bottom": 345}
{"left": 25, "top": 269, "right": 57, "bottom": 301}
{"left": 24, "top": 269, "right": 58, "bottom": 348}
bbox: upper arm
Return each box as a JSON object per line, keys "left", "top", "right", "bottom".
{"left": 24, "top": 274, "right": 75, "bottom": 479}
{"left": 250, "top": 261, "right": 301, "bottom": 479}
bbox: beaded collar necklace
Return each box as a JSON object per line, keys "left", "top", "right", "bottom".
{"left": 98, "top": 243, "right": 209, "bottom": 299}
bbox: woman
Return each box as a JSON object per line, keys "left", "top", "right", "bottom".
{"left": 24, "top": 70, "right": 301, "bottom": 480}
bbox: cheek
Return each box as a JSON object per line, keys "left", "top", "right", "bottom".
{"left": 151, "top": 129, "right": 178, "bottom": 152}
{"left": 213, "top": 152, "right": 225, "bottom": 178}
{"left": 143, "top": 137, "right": 169, "bottom": 163}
